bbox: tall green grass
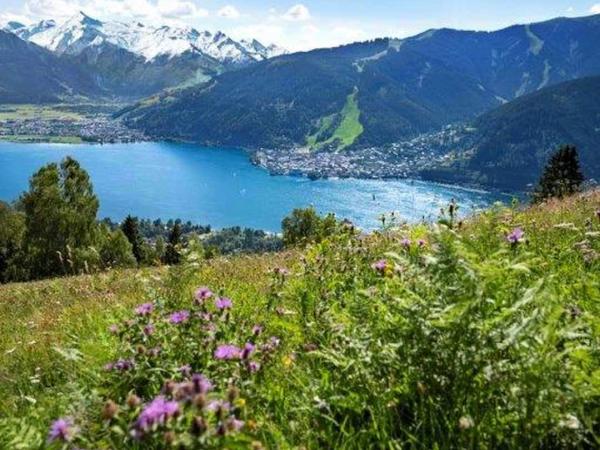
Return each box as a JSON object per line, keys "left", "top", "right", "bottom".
{"left": 0, "top": 192, "right": 598, "bottom": 449}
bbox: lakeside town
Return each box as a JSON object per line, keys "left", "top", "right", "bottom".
{"left": 251, "top": 124, "right": 475, "bottom": 179}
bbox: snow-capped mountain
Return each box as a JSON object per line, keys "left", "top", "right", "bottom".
{"left": 6, "top": 12, "right": 285, "bottom": 64}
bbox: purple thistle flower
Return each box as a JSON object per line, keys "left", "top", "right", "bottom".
{"left": 169, "top": 310, "right": 190, "bottom": 324}
{"left": 506, "top": 227, "right": 525, "bottom": 244}
{"left": 400, "top": 237, "right": 412, "bottom": 248}
{"left": 179, "top": 364, "right": 192, "bottom": 377}
{"left": 48, "top": 418, "right": 75, "bottom": 443}
{"left": 143, "top": 323, "right": 155, "bottom": 336}
{"left": 148, "top": 347, "right": 161, "bottom": 357}
{"left": 226, "top": 417, "right": 245, "bottom": 432}
{"left": 206, "top": 400, "right": 231, "bottom": 413}
{"left": 261, "top": 336, "right": 281, "bottom": 353}
{"left": 241, "top": 342, "right": 255, "bottom": 359}
{"left": 248, "top": 361, "right": 261, "bottom": 373}
{"left": 135, "top": 396, "right": 179, "bottom": 432}
{"left": 194, "top": 287, "right": 213, "bottom": 303}
{"left": 191, "top": 373, "right": 213, "bottom": 393}
{"left": 215, "top": 297, "right": 233, "bottom": 310}
{"left": 135, "top": 303, "right": 154, "bottom": 316}
{"left": 108, "top": 324, "right": 119, "bottom": 334}
{"left": 113, "top": 359, "right": 135, "bottom": 371}
{"left": 252, "top": 324, "right": 263, "bottom": 336}
{"left": 417, "top": 239, "right": 427, "bottom": 248}
{"left": 214, "top": 344, "right": 242, "bottom": 360}
{"left": 371, "top": 259, "right": 387, "bottom": 273}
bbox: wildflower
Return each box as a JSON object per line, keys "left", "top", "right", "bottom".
{"left": 127, "top": 394, "right": 142, "bottom": 408}
{"left": 102, "top": 400, "right": 119, "bottom": 420}
{"left": 241, "top": 342, "right": 255, "bottom": 359}
{"left": 192, "top": 416, "right": 207, "bottom": 435}
{"left": 179, "top": 364, "right": 192, "bottom": 377}
{"left": 135, "top": 303, "right": 154, "bottom": 316}
{"left": 371, "top": 259, "right": 387, "bottom": 273}
{"left": 214, "top": 344, "right": 242, "bottom": 360}
{"left": 194, "top": 287, "right": 213, "bottom": 303}
{"left": 252, "top": 324, "right": 263, "bottom": 336}
{"left": 108, "top": 324, "right": 119, "bottom": 334}
{"left": 225, "top": 417, "right": 245, "bottom": 432}
{"left": 506, "top": 227, "right": 525, "bottom": 245}
{"left": 263, "top": 336, "right": 281, "bottom": 352}
{"left": 169, "top": 310, "right": 190, "bottom": 324}
{"left": 227, "top": 385, "right": 240, "bottom": 402}
{"left": 148, "top": 347, "right": 162, "bottom": 357}
{"left": 303, "top": 343, "right": 318, "bottom": 352}
{"left": 248, "top": 361, "right": 261, "bottom": 373}
{"left": 400, "top": 237, "right": 411, "bottom": 248}
{"left": 458, "top": 416, "right": 475, "bottom": 430}
{"left": 215, "top": 297, "right": 233, "bottom": 310}
{"left": 282, "top": 354, "right": 295, "bottom": 368}
{"left": 206, "top": 400, "right": 231, "bottom": 413}
{"left": 596, "top": 209, "right": 600, "bottom": 221}
{"left": 417, "top": 239, "right": 427, "bottom": 248}
{"left": 135, "top": 396, "right": 180, "bottom": 433}
{"left": 106, "top": 359, "right": 134, "bottom": 372}
{"left": 274, "top": 267, "right": 290, "bottom": 277}
{"left": 191, "top": 373, "right": 213, "bottom": 394}
{"left": 199, "top": 312, "right": 213, "bottom": 322}
{"left": 48, "top": 418, "right": 76, "bottom": 443}
{"left": 143, "top": 323, "right": 155, "bottom": 336}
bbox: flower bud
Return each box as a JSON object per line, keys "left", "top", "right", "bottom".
{"left": 101, "top": 400, "right": 119, "bottom": 420}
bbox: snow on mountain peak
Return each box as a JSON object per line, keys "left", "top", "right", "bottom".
{"left": 6, "top": 12, "right": 286, "bottom": 64}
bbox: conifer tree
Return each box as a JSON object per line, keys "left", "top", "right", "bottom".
{"left": 533, "top": 145, "right": 584, "bottom": 203}
{"left": 164, "top": 222, "right": 182, "bottom": 265}
{"left": 121, "top": 215, "right": 144, "bottom": 263}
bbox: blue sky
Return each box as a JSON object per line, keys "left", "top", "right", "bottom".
{"left": 1, "top": 0, "right": 599, "bottom": 50}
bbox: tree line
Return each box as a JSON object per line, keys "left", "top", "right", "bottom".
{"left": 0, "top": 157, "right": 283, "bottom": 283}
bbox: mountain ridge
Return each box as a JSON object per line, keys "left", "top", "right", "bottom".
{"left": 124, "top": 14, "right": 600, "bottom": 150}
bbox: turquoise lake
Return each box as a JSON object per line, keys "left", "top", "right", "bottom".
{"left": 0, "top": 142, "right": 506, "bottom": 231}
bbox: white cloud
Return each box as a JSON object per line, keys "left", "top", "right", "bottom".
{"left": 591, "top": 4, "right": 600, "bottom": 14}
{"left": 157, "top": 0, "right": 207, "bottom": 19}
{"left": 18, "top": 0, "right": 207, "bottom": 24}
{"left": 218, "top": 5, "right": 240, "bottom": 19}
{"left": 283, "top": 4, "right": 310, "bottom": 22}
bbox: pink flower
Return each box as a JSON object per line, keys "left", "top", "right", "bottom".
{"left": 191, "top": 373, "right": 213, "bottom": 393}
{"left": 48, "top": 418, "right": 76, "bottom": 443}
{"left": 108, "top": 324, "right": 119, "bottom": 334}
{"left": 248, "top": 361, "right": 261, "bottom": 373}
{"left": 417, "top": 239, "right": 427, "bottom": 248}
{"left": 400, "top": 238, "right": 411, "bottom": 248}
{"left": 252, "top": 324, "right": 263, "bottom": 336}
{"left": 215, "top": 297, "right": 232, "bottom": 310}
{"left": 214, "top": 344, "right": 242, "bottom": 360}
{"left": 274, "top": 267, "right": 290, "bottom": 276}
{"left": 241, "top": 342, "right": 255, "bottom": 359}
{"left": 371, "top": 259, "right": 387, "bottom": 273}
{"left": 194, "top": 287, "right": 213, "bottom": 303}
{"left": 135, "top": 396, "right": 179, "bottom": 433}
{"left": 506, "top": 227, "right": 525, "bottom": 244}
{"left": 143, "top": 323, "right": 155, "bottom": 335}
{"left": 169, "top": 310, "right": 190, "bottom": 324}
{"left": 135, "top": 303, "right": 154, "bottom": 316}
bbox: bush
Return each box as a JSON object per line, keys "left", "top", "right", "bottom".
{"left": 281, "top": 207, "right": 340, "bottom": 247}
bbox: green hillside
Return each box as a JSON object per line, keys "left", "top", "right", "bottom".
{"left": 306, "top": 87, "right": 364, "bottom": 151}
{"left": 1, "top": 191, "right": 599, "bottom": 448}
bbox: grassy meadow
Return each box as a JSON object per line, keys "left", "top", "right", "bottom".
{"left": 0, "top": 191, "right": 599, "bottom": 449}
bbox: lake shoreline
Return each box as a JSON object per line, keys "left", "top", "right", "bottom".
{"left": 0, "top": 136, "right": 519, "bottom": 198}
